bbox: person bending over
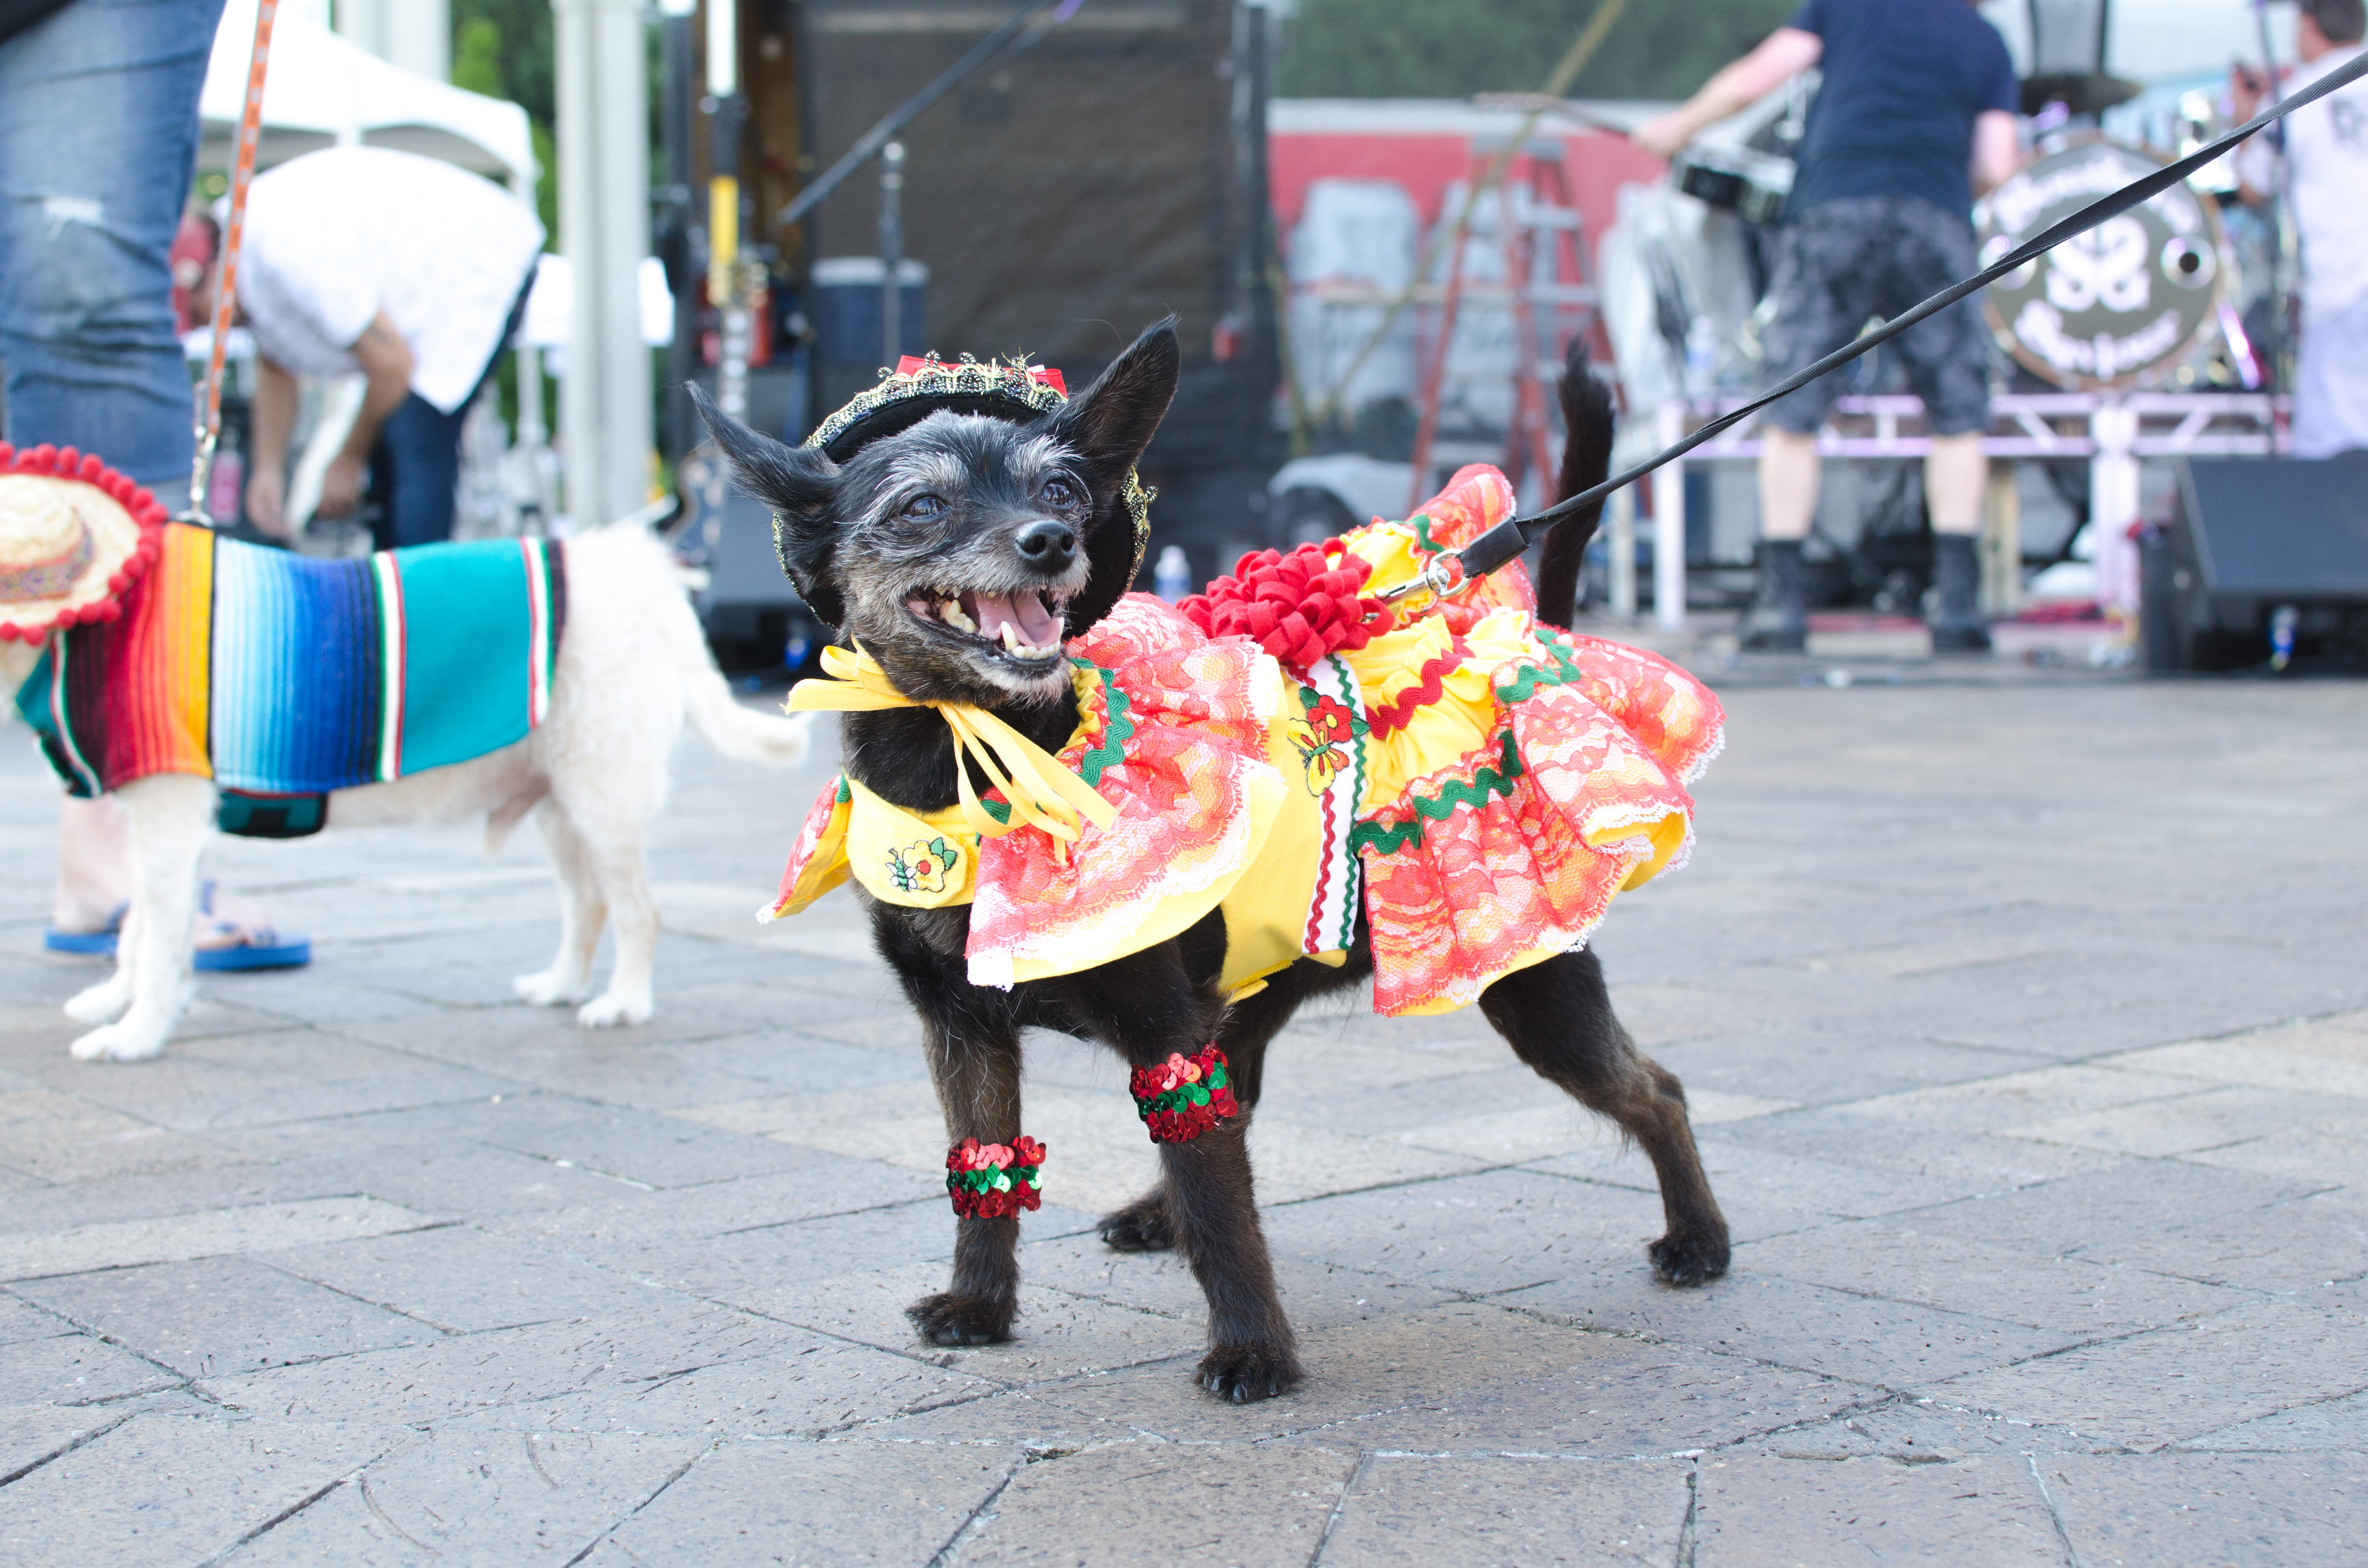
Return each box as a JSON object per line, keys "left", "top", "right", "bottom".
{"left": 194, "top": 145, "right": 543, "bottom": 548}
{"left": 1638, "top": 0, "right": 2021, "bottom": 653}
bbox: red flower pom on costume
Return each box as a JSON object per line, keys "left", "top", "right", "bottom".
{"left": 944, "top": 1135, "right": 1046, "bottom": 1218}
{"left": 1177, "top": 540, "right": 1392, "bottom": 673}
{"left": 1128, "top": 1044, "right": 1238, "bottom": 1143}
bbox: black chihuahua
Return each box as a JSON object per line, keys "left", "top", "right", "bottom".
{"left": 693, "top": 322, "right": 1728, "bottom": 1403}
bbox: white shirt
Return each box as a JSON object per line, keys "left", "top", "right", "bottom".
{"left": 2237, "top": 45, "right": 2368, "bottom": 320}
{"left": 235, "top": 147, "right": 545, "bottom": 413}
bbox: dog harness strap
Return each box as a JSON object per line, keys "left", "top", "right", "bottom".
{"left": 945, "top": 1136, "right": 1045, "bottom": 1218}
{"left": 785, "top": 645, "right": 1116, "bottom": 842}
{"left": 1129, "top": 1045, "right": 1238, "bottom": 1143}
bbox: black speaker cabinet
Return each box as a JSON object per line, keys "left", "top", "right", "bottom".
{"left": 2145, "top": 453, "right": 2368, "bottom": 671}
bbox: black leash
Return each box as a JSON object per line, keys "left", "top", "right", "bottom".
{"left": 1428, "top": 48, "right": 2368, "bottom": 589}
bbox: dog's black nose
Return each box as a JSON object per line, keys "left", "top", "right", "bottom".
{"left": 1014, "top": 519, "right": 1076, "bottom": 569}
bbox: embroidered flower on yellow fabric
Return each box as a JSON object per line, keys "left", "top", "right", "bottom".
{"left": 1288, "top": 691, "right": 1363, "bottom": 795}
{"left": 887, "top": 837, "right": 961, "bottom": 894}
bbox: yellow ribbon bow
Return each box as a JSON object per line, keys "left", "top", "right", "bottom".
{"left": 786, "top": 645, "right": 1119, "bottom": 844}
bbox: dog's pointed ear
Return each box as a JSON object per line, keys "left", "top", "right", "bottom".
{"left": 1039, "top": 319, "right": 1180, "bottom": 632}
{"left": 688, "top": 381, "right": 847, "bottom": 627}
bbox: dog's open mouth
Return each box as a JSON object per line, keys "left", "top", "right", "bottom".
{"left": 905, "top": 587, "right": 1068, "bottom": 662}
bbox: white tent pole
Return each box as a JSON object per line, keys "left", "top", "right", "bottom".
{"left": 553, "top": 0, "right": 654, "bottom": 528}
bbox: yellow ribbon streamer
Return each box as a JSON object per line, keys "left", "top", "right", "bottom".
{"left": 786, "top": 645, "right": 1118, "bottom": 843}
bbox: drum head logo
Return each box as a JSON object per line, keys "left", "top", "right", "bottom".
{"left": 1977, "top": 139, "right": 2222, "bottom": 390}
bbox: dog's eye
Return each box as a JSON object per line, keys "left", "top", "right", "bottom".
{"left": 902, "top": 494, "right": 947, "bottom": 519}
{"left": 1040, "top": 477, "right": 1080, "bottom": 509}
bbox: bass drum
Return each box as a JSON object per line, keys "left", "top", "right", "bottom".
{"left": 1975, "top": 137, "right": 2227, "bottom": 391}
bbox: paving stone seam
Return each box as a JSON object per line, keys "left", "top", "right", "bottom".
{"left": 0, "top": 1409, "right": 134, "bottom": 1489}
{"left": 2023, "top": 1449, "right": 2086, "bottom": 1568}
{"left": 923, "top": 1459, "right": 1024, "bottom": 1568}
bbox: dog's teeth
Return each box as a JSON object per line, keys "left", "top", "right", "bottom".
{"left": 941, "top": 600, "right": 976, "bottom": 633}
{"left": 999, "top": 623, "right": 1020, "bottom": 652}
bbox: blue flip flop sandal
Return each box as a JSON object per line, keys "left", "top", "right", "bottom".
{"left": 42, "top": 884, "right": 309, "bottom": 971}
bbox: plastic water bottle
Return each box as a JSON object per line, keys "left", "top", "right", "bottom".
{"left": 1154, "top": 544, "right": 1191, "bottom": 604}
{"left": 1683, "top": 317, "right": 1718, "bottom": 401}
{"left": 2270, "top": 604, "right": 2298, "bottom": 671}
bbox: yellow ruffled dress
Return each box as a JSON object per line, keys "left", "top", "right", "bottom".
{"left": 763, "top": 464, "right": 1723, "bottom": 1016}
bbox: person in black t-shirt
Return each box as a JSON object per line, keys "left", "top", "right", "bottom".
{"left": 1638, "top": 0, "right": 2021, "bottom": 653}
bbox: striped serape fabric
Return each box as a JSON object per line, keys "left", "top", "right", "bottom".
{"left": 17, "top": 524, "right": 564, "bottom": 833}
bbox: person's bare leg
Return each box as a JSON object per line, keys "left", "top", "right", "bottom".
{"left": 1743, "top": 427, "right": 1819, "bottom": 650}
{"left": 1757, "top": 427, "right": 1820, "bottom": 542}
{"left": 1926, "top": 432, "right": 1992, "bottom": 652}
{"left": 53, "top": 796, "right": 133, "bottom": 933}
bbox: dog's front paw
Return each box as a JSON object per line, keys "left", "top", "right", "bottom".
{"left": 1649, "top": 1230, "right": 1731, "bottom": 1286}
{"left": 513, "top": 969, "right": 589, "bottom": 1008}
{"left": 575, "top": 992, "right": 652, "bottom": 1028}
{"left": 70, "top": 1020, "right": 168, "bottom": 1063}
{"left": 1196, "top": 1344, "right": 1302, "bottom": 1404}
{"left": 1097, "top": 1194, "right": 1175, "bottom": 1252}
{"left": 906, "top": 1293, "right": 1013, "bottom": 1347}
{"left": 63, "top": 980, "right": 131, "bottom": 1025}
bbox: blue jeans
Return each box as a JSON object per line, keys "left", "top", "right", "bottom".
{"left": 364, "top": 273, "right": 532, "bottom": 550}
{"left": 0, "top": 0, "right": 227, "bottom": 492}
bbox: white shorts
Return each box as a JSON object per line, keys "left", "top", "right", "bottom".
{"left": 2293, "top": 293, "right": 2368, "bottom": 459}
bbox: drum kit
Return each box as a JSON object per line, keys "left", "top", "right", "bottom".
{"left": 1665, "top": 118, "right": 2256, "bottom": 394}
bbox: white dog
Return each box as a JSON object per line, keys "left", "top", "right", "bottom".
{"left": 3, "top": 522, "right": 806, "bottom": 1063}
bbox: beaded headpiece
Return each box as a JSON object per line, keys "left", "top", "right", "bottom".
{"left": 798, "top": 354, "right": 1154, "bottom": 595}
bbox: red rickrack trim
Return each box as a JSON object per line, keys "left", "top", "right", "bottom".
{"left": 1364, "top": 635, "right": 1472, "bottom": 738}
{"left": 0, "top": 441, "right": 170, "bottom": 644}
{"left": 1128, "top": 1044, "right": 1239, "bottom": 1144}
{"left": 945, "top": 1135, "right": 1046, "bottom": 1219}
{"left": 1177, "top": 539, "right": 1393, "bottom": 674}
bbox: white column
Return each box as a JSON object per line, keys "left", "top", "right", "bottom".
{"left": 552, "top": 0, "right": 654, "bottom": 528}
{"left": 334, "top": 0, "right": 450, "bottom": 80}
{"left": 1606, "top": 484, "right": 1636, "bottom": 619}
{"left": 1652, "top": 400, "right": 1687, "bottom": 631}
{"left": 2089, "top": 398, "right": 2142, "bottom": 619}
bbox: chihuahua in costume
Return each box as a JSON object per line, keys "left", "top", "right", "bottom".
{"left": 695, "top": 321, "right": 1729, "bottom": 1402}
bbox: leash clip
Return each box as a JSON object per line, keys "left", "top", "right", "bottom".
{"left": 1377, "top": 550, "right": 1465, "bottom": 605}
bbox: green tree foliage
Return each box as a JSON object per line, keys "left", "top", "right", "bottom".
{"left": 450, "top": 2, "right": 557, "bottom": 241}
{"left": 1276, "top": 0, "right": 1799, "bottom": 101}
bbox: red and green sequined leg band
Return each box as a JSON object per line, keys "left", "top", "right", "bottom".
{"left": 945, "top": 1136, "right": 1045, "bottom": 1218}
{"left": 1129, "top": 1044, "right": 1238, "bottom": 1143}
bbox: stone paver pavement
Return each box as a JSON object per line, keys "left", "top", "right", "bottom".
{"left": 2, "top": 632, "right": 2365, "bottom": 1565}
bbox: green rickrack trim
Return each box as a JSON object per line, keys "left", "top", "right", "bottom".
{"left": 1348, "top": 729, "right": 1524, "bottom": 859}
{"left": 1069, "top": 659, "right": 1135, "bottom": 788}
{"left": 1409, "top": 513, "right": 1441, "bottom": 554}
{"left": 833, "top": 774, "right": 852, "bottom": 805}
{"left": 1492, "top": 633, "right": 1588, "bottom": 707}
{"left": 1135, "top": 1062, "right": 1230, "bottom": 1118}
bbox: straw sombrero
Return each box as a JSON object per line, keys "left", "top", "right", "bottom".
{"left": 0, "top": 445, "right": 168, "bottom": 643}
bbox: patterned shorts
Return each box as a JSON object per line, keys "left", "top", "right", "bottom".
{"left": 1763, "top": 196, "right": 1993, "bottom": 437}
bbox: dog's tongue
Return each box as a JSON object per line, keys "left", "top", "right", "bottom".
{"left": 966, "top": 589, "right": 1061, "bottom": 648}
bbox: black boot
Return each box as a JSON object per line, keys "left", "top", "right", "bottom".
{"left": 1929, "top": 533, "right": 1992, "bottom": 653}
{"left": 1739, "top": 539, "right": 1807, "bottom": 652}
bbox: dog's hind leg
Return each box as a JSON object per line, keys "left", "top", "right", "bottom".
{"left": 515, "top": 800, "right": 603, "bottom": 1009}
{"left": 1479, "top": 948, "right": 1730, "bottom": 1285}
{"left": 570, "top": 829, "right": 657, "bottom": 1028}
{"left": 68, "top": 774, "right": 213, "bottom": 1063}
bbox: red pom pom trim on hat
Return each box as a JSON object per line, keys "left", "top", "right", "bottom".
{"left": 0, "top": 445, "right": 169, "bottom": 644}
{"left": 1176, "top": 540, "right": 1393, "bottom": 674}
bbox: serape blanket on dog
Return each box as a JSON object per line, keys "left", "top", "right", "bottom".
{"left": 16, "top": 523, "right": 564, "bottom": 831}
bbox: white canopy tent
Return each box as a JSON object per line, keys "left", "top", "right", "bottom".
{"left": 1978, "top": 0, "right": 2298, "bottom": 86}
{"left": 198, "top": 0, "right": 535, "bottom": 192}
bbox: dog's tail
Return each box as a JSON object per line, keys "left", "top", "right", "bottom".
{"left": 1535, "top": 343, "right": 1617, "bottom": 632}
{"left": 677, "top": 631, "right": 812, "bottom": 767}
